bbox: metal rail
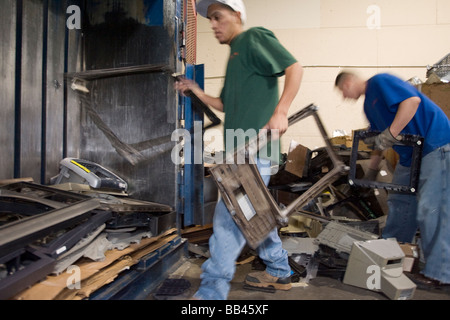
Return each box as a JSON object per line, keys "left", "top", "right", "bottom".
{"left": 0, "top": 199, "right": 100, "bottom": 257}
{"left": 348, "top": 130, "right": 424, "bottom": 193}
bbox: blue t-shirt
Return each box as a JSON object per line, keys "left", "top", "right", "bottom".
{"left": 364, "top": 73, "right": 450, "bottom": 166}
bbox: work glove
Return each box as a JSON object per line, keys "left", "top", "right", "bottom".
{"left": 364, "top": 128, "right": 402, "bottom": 151}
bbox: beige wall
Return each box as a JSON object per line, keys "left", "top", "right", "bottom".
{"left": 197, "top": 0, "right": 450, "bottom": 153}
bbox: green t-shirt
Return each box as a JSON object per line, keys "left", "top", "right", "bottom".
{"left": 220, "top": 27, "right": 297, "bottom": 163}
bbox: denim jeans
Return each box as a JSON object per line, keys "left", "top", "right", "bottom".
{"left": 382, "top": 164, "right": 419, "bottom": 243}
{"left": 194, "top": 159, "right": 291, "bottom": 300}
{"left": 382, "top": 144, "right": 450, "bottom": 283}
{"left": 416, "top": 144, "right": 450, "bottom": 283}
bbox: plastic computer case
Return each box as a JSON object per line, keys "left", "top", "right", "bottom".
{"left": 343, "top": 238, "right": 416, "bottom": 300}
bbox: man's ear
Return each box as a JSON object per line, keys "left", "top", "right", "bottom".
{"left": 235, "top": 11, "right": 243, "bottom": 24}
{"left": 342, "top": 78, "right": 353, "bottom": 91}
{"left": 341, "top": 81, "right": 349, "bottom": 91}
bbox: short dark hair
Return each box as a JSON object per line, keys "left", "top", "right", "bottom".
{"left": 335, "top": 72, "right": 354, "bottom": 87}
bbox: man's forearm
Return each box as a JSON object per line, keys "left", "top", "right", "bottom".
{"left": 263, "top": 62, "right": 303, "bottom": 134}
{"left": 274, "top": 62, "right": 303, "bottom": 116}
{"left": 176, "top": 78, "right": 224, "bottom": 112}
{"left": 390, "top": 96, "right": 420, "bottom": 137}
{"left": 194, "top": 90, "right": 224, "bottom": 113}
{"left": 369, "top": 150, "right": 383, "bottom": 170}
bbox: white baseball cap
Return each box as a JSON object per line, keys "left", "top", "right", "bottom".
{"left": 196, "top": 0, "right": 247, "bottom": 24}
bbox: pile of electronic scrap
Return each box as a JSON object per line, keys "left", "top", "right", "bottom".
{"left": 268, "top": 129, "right": 422, "bottom": 300}
{"left": 209, "top": 104, "right": 423, "bottom": 300}
{"left": 280, "top": 221, "right": 419, "bottom": 300}
{"left": 0, "top": 158, "right": 176, "bottom": 300}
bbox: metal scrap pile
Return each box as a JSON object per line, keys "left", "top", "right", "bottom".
{"left": 270, "top": 139, "right": 390, "bottom": 234}
{"left": 0, "top": 161, "right": 175, "bottom": 300}
{"left": 264, "top": 121, "right": 420, "bottom": 300}
{"left": 208, "top": 104, "right": 421, "bottom": 300}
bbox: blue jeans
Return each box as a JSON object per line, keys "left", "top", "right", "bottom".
{"left": 382, "top": 144, "right": 450, "bottom": 283}
{"left": 194, "top": 159, "right": 291, "bottom": 300}
{"left": 382, "top": 164, "right": 419, "bottom": 243}
{"left": 416, "top": 144, "right": 450, "bottom": 283}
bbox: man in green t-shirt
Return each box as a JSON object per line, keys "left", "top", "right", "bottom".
{"left": 176, "top": 0, "right": 303, "bottom": 300}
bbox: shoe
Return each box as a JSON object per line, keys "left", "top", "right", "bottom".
{"left": 245, "top": 271, "right": 292, "bottom": 291}
{"left": 406, "top": 272, "right": 450, "bottom": 291}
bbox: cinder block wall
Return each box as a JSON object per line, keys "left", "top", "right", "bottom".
{"left": 197, "top": 0, "right": 450, "bottom": 153}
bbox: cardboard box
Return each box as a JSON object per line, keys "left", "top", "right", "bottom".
{"left": 285, "top": 141, "right": 311, "bottom": 178}
{"left": 330, "top": 133, "right": 372, "bottom": 151}
{"left": 351, "top": 131, "right": 373, "bottom": 151}
{"left": 421, "top": 83, "right": 450, "bottom": 119}
{"left": 330, "top": 135, "right": 351, "bottom": 147}
{"left": 399, "top": 243, "right": 420, "bottom": 273}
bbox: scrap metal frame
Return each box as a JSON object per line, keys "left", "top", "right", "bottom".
{"left": 0, "top": 247, "right": 56, "bottom": 300}
{"left": 0, "top": 194, "right": 102, "bottom": 300}
{"left": 31, "top": 210, "right": 112, "bottom": 259}
{"left": 0, "top": 181, "right": 91, "bottom": 205}
{"left": 209, "top": 104, "right": 350, "bottom": 249}
{"left": 0, "top": 198, "right": 100, "bottom": 258}
{"left": 348, "top": 130, "right": 424, "bottom": 193}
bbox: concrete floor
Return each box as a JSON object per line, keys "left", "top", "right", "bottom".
{"left": 150, "top": 255, "right": 450, "bottom": 301}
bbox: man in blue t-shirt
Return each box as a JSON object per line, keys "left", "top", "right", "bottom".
{"left": 336, "top": 72, "right": 450, "bottom": 286}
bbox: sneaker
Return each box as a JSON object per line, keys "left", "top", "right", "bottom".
{"left": 406, "top": 272, "right": 450, "bottom": 292}
{"left": 245, "top": 271, "right": 292, "bottom": 291}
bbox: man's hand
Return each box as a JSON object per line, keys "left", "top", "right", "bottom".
{"left": 364, "top": 127, "right": 402, "bottom": 151}
{"left": 174, "top": 76, "right": 224, "bottom": 112}
{"left": 263, "top": 111, "right": 289, "bottom": 140}
{"left": 262, "top": 62, "right": 303, "bottom": 139}
{"left": 175, "top": 77, "right": 201, "bottom": 96}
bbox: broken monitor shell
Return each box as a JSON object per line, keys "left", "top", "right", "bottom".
{"left": 343, "top": 238, "right": 416, "bottom": 300}
{"left": 209, "top": 104, "right": 349, "bottom": 249}
{"left": 348, "top": 130, "right": 424, "bottom": 194}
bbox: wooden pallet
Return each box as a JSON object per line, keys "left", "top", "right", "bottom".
{"left": 13, "top": 228, "right": 178, "bottom": 300}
